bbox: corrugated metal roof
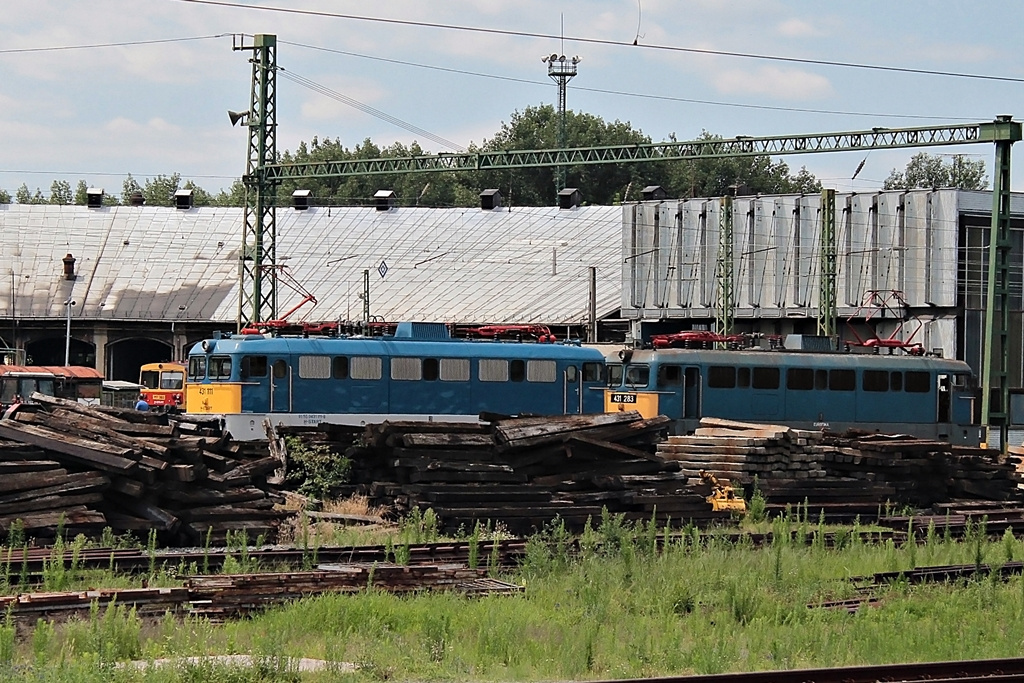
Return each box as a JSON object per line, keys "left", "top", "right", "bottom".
{"left": 0, "top": 203, "right": 622, "bottom": 326}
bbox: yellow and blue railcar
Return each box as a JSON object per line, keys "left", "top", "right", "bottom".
{"left": 605, "top": 348, "right": 982, "bottom": 445}
{"left": 186, "top": 322, "right": 606, "bottom": 440}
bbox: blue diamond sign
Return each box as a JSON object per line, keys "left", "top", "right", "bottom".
{"left": 378, "top": 260, "right": 388, "bottom": 279}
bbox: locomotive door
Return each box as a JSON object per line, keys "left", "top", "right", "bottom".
{"left": 270, "top": 358, "right": 291, "bottom": 412}
{"left": 564, "top": 365, "right": 581, "bottom": 414}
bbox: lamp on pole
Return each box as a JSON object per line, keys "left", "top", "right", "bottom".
{"left": 63, "top": 298, "right": 76, "bottom": 366}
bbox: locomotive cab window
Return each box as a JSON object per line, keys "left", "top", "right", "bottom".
{"left": 829, "top": 369, "right": 855, "bottom": 391}
{"left": 583, "top": 362, "right": 603, "bottom": 383}
{"left": 188, "top": 357, "right": 206, "bottom": 380}
{"left": 210, "top": 356, "right": 232, "bottom": 380}
{"left": 565, "top": 365, "right": 578, "bottom": 383}
{"left": 737, "top": 367, "right": 751, "bottom": 388}
{"left": 606, "top": 363, "right": 623, "bottom": 387}
{"left": 624, "top": 365, "right": 649, "bottom": 388}
{"left": 241, "top": 356, "right": 267, "bottom": 379}
{"left": 658, "top": 364, "right": 683, "bottom": 387}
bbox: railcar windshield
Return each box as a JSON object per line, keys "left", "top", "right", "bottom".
{"left": 140, "top": 370, "right": 160, "bottom": 389}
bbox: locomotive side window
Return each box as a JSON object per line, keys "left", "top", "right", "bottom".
{"left": 510, "top": 360, "right": 526, "bottom": 382}
{"left": 565, "top": 365, "right": 578, "bottom": 383}
{"left": 905, "top": 371, "right": 930, "bottom": 393}
{"left": 440, "top": 358, "right": 470, "bottom": 381}
{"left": 737, "top": 367, "right": 751, "bottom": 388}
{"left": 787, "top": 368, "right": 813, "bottom": 390}
{"left": 658, "top": 364, "right": 682, "bottom": 387}
{"left": 272, "top": 359, "right": 287, "bottom": 379}
{"left": 298, "top": 355, "right": 331, "bottom": 379}
{"left": 815, "top": 369, "right": 828, "bottom": 390}
{"left": 890, "top": 371, "right": 903, "bottom": 391}
{"left": 241, "top": 356, "right": 268, "bottom": 379}
{"left": 829, "top": 369, "right": 855, "bottom": 391}
{"left": 332, "top": 356, "right": 349, "bottom": 380}
{"left": 752, "top": 367, "right": 779, "bottom": 390}
{"left": 391, "top": 357, "right": 422, "bottom": 381}
{"left": 422, "top": 358, "right": 439, "bottom": 381}
{"left": 708, "top": 366, "right": 735, "bottom": 388}
{"left": 479, "top": 359, "right": 509, "bottom": 382}
{"left": 583, "top": 362, "right": 604, "bottom": 383}
{"left": 188, "top": 357, "right": 206, "bottom": 380}
{"left": 527, "top": 360, "right": 556, "bottom": 382}
{"left": 863, "top": 370, "right": 889, "bottom": 392}
{"left": 351, "top": 356, "right": 382, "bottom": 380}
{"left": 210, "top": 356, "right": 232, "bottom": 380}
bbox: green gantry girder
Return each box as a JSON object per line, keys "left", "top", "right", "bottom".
{"left": 262, "top": 122, "right": 989, "bottom": 181}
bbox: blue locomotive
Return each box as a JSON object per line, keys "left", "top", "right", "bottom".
{"left": 185, "top": 322, "right": 607, "bottom": 440}
{"left": 605, "top": 347, "right": 983, "bottom": 445}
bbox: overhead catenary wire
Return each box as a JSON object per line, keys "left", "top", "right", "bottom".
{"left": 172, "top": 0, "right": 1024, "bottom": 85}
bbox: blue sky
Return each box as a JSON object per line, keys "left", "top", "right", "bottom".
{"left": 2, "top": 0, "right": 1022, "bottom": 198}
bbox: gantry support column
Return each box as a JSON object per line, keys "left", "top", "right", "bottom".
{"left": 980, "top": 115, "right": 1022, "bottom": 450}
{"left": 235, "top": 34, "right": 279, "bottom": 330}
{"left": 715, "top": 196, "right": 734, "bottom": 341}
{"left": 817, "top": 188, "right": 837, "bottom": 341}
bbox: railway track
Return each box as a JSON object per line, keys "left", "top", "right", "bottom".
{"left": 612, "top": 657, "right": 1024, "bottom": 683}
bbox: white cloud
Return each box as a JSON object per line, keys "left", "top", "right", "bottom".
{"left": 777, "top": 18, "right": 822, "bottom": 38}
{"left": 714, "top": 66, "right": 833, "bottom": 100}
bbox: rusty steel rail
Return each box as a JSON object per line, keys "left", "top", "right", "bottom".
{"left": 606, "top": 657, "right": 1024, "bottom": 683}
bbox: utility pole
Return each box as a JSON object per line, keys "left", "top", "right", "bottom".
{"left": 817, "top": 188, "right": 837, "bottom": 341}
{"left": 234, "top": 34, "right": 279, "bottom": 330}
{"left": 715, "top": 196, "right": 734, "bottom": 341}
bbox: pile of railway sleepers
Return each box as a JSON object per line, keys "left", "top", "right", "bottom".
{"left": 290, "top": 411, "right": 731, "bottom": 534}
{"left": 0, "top": 394, "right": 285, "bottom": 545}
{"left": 658, "top": 417, "right": 1022, "bottom": 513}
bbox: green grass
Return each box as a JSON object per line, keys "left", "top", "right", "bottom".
{"left": 4, "top": 519, "right": 1024, "bottom": 681}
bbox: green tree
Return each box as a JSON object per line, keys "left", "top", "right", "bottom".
{"left": 212, "top": 180, "right": 246, "bottom": 207}
{"left": 15, "top": 184, "right": 46, "bottom": 204}
{"left": 143, "top": 173, "right": 181, "bottom": 206}
{"left": 73, "top": 180, "right": 89, "bottom": 205}
{"left": 183, "top": 179, "right": 213, "bottom": 207}
{"left": 122, "top": 174, "right": 142, "bottom": 204}
{"left": 49, "top": 180, "right": 72, "bottom": 205}
{"left": 883, "top": 152, "right": 987, "bottom": 190}
{"left": 0, "top": 188, "right": 10, "bottom": 204}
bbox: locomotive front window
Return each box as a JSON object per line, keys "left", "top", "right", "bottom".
{"left": 332, "top": 356, "right": 349, "bottom": 380}
{"left": 188, "top": 357, "right": 206, "bottom": 380}
{"left": 160, "top": 371, "right": 184, "bottom": 390}
{"left": 527, "top": 360, "right": 556, "bottom": 382}
{"left": 828, "top": 369, "right": 855, "bottom": 391}
{"left": 583, "top": 362, "right": 603, "bottom": 383}
{"left": 607, "top": 363, "right": 623, "bottom": 386}
{"left": 752, "top": 367, "right": 779, "bottom": 390}
{"left": 953, "top": 373, "right": 972, "bottom": 389}
{"left": 863, "top": 370, "right": 889, "bottom": 392}
{"left": 786, "top": 368, "right": 813, "bottom": 390}
{"left": 708, "top": 366, "right": 735, "bottom": 388}
{"left": 210, "top": 356, "right": 232, "bottom": 380}
{"left": 440, "top": 358, "right": 470, "bottom": 381}
{"left": 905, "top": 371, "right": 930, "bottom": 393}
{"left": 242, "top": 355, "right": 268, "bottom": 379}
{"left": 625, "top": 365, "right": 649, "bottom": 387}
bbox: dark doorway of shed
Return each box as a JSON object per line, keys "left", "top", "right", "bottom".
{"left": 107, "top": 338, "right": 173, "bottom": 382}
{"left": 25, "top": 337, "right": 96, "bottom": 367}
